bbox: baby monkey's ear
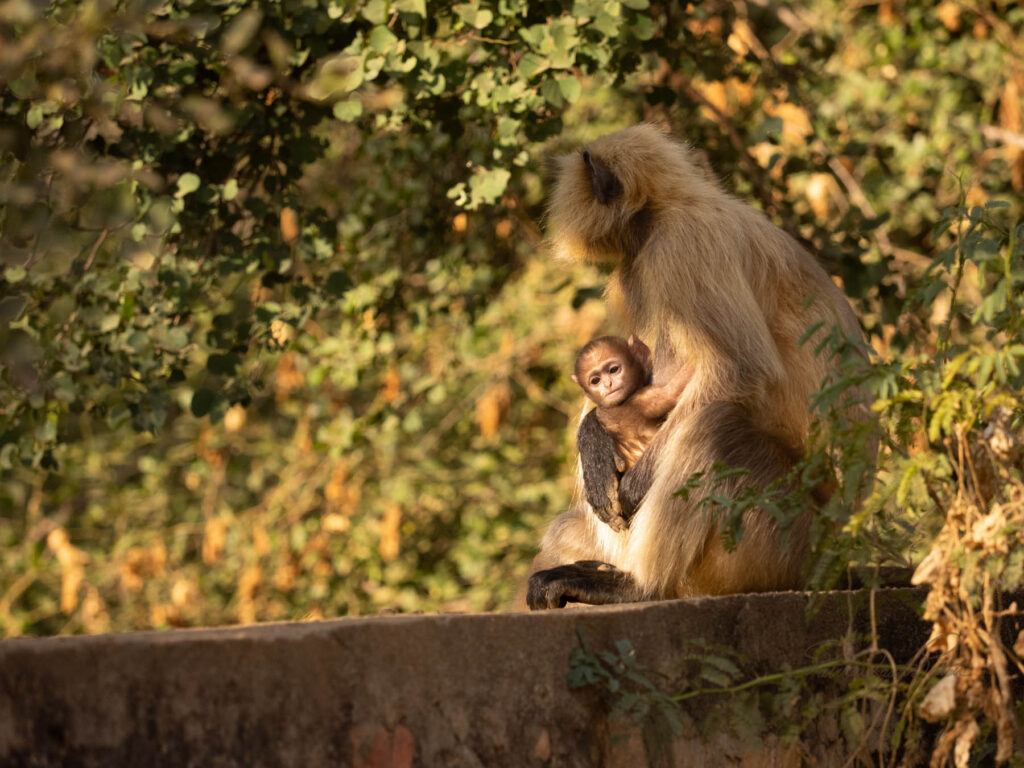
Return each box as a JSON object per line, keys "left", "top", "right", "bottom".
{"left": 570, "top": 374, "right": 580, "bottom": 387}
{"left": 626, "top": 335, "right": 651, "bottom": 373}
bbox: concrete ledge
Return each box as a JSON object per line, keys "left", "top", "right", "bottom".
{"left": 0, "top": 590, "right": 931, "bottom": 767}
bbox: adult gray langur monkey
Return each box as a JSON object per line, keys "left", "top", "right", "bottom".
{"left": 527, "top": 123, "right": 866, "bottom": 610}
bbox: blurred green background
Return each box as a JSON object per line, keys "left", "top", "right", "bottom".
{"left": 1, "top": 0, "right": 1022, "bottom": 635}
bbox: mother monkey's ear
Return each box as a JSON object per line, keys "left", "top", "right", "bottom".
{"left": 582, "top": 149, "right": 622, "bottom": 205}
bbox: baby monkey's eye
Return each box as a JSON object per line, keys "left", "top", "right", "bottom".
{"left": 590, "top": 376, "right": 600, "bottom": 386}
{"left": 609, "top": 365, "right": 620, "bottom": 374}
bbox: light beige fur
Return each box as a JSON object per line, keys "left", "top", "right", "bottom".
{"left": 534, "top": 123, "right": 865, "bottom": 599}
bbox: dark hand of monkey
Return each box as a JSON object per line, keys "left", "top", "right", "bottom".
{"left": 578, "top": 410, "right": 630, "bottom": 531}
{"left": 526, "top": 561, "right": 640, "bottom": 610}
{"left": 618, "top": 441, "right": 659, "bottom": 520}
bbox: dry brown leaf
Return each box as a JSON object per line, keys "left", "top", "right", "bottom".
{"left": 926, "top": 619, "right": 959, "bottom": 654}
{"left": 920, "top": 673, "right": 958, "bottom": 722}
{"left": 954, "top": 718, "right": 979, "bottom": 768}
{"left": 912, "top": 547, "right": 946, "bottom": 586}
{"left": 968, "top": 506, "right": 1008, "bottom": 553}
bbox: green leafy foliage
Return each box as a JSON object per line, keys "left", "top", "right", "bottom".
{"left": 569, "top": 630, "right": 932, "bottom": 765}
{"left": 2, "top": 0, "right": 1024, "bottom": 672}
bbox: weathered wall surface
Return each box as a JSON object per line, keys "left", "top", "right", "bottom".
{"left": 0, "top": 590, "right": 930, "bottom": 768}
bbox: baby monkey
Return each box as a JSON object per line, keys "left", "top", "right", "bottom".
{"left": 572, "top": 336, "right": 692, "bottom": 531}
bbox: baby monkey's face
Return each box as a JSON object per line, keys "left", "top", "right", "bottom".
{"left": 577, "top": 346, "right": 642, "bottom": 407}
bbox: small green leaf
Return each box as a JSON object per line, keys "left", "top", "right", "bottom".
{"left": 467, "top": 167, "right": 511, "bottom": 209}
{"left": 558, "top": 75, "right": 581, "bottom": 104}
{"left": 395, "top": 0, "right": 426, "bottom": 16}
{"left": 361, "top": 0, "right": 388, "bottom": 24}
{"left": 333, "top": 99, "right": 363, "bottom": 121}
{"left": 630, "top": 14, "right": 656, "bottom": 40}
{"left": 222, "top": 179, "right": 238, "bottom": 201}
{"left": 0, "top": 295, "right": 27, "bottom": 323}
{"left": 368, "top": 25, "right": 398, "bottom": 53}
{"left": 26, "top": 105, "right": 44, "bottom": 129}
{"left": 518, "top": 52, "right": 548, "bottom": 79}
{"left": 164, "top": 327, "right": 190, "bottom": 351}
{"left": 592, "top": 12, "right": 620, "bottom": 37}
{"left": 541, "top": 78, "right": 564, "bottom": 107}
{"left": 309, "top": 54, "right": 364, "bottom": 100}
{"left": 454, "top": 3, "right": 493, "bottom": 29}
{"left": 176, "top": 173, "right": 201, "bottom": 197}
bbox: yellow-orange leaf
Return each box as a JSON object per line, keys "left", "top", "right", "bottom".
{"left": 280, "top": 206, "right": 299, "bottom": 243}
{"left": 381, "top": 366, "right": 401, "bottom": 403}
{"left": 806, "top": 173, "right": 832, "bottom": 220}
{"left": 203, "top": 517, "right": 228, "bottom": 565}
{"left": 223, "top": 403, "right": 246, "bottom": 432}
{"left": 476, "top": 383, "right": 510, "bottom": 439}
{"left": 380, "top": 504, "right": 402, "bottom": 561}
{"left": 1000, "top": 76, "right": 1024, "bottom": 189}
{"left": 936, "top": 1, "right": 960, "bottom": 31}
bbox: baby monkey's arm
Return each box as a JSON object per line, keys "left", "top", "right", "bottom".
{"left": 628, "top": 365, "right": 693, "bottom": 419}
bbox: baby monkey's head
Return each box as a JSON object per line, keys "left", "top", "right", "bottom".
{"left": 573, "top": 335, "right": 652, "bottom": 407}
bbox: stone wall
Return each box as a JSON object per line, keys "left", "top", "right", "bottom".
{"left": 0, "top": 590, "right": 931, "bottom": 767}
